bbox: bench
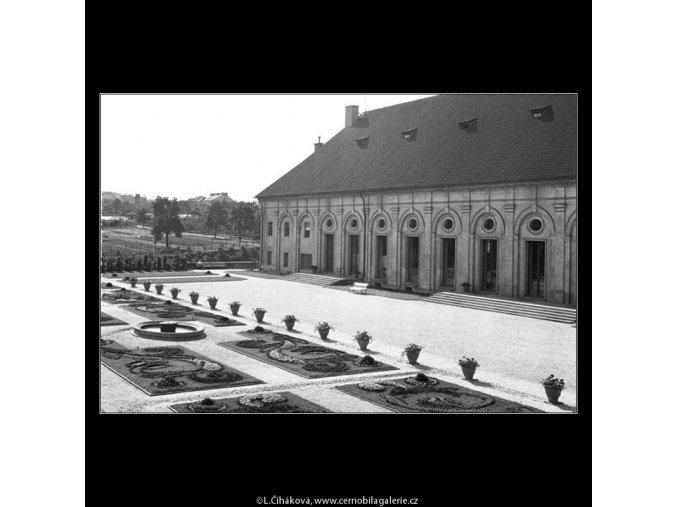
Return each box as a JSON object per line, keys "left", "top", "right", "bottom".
{"left": 348, "top": 282, "right": 369, "bottom": 295}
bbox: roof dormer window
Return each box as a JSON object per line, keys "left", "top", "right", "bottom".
{"left": 356, "top": 136, "right": 369, "bottom": 148}
{"left": 459, "top": 118, "right": 478, "bottom": 133}
{"left": 402, "top": 128, "right": 418, "bottom": 141}
{"left": 530, "top": 105, "right": 554, "bottom": 122}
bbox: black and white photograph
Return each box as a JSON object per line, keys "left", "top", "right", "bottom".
{"left": 99, "top": 93, "right": 577, "bottom": 414}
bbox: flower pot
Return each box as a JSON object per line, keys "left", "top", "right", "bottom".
{"left": 406, "top": 349, "right": 421, "bottom": 365}
{"left": 357, "top": 338, "right": 369, "bottom": 351}
{"left": 544, "top": 386, "right": 563, "bottom": 404}
{"left": 130, "top": 280, "right": 137, "bottom": 288}
{"left": 170, "top": 290, "right": 180, "bottom": 299}
{"left": 155, "top": 286, "right": 163, "bottom": 294}
{"left": 285, "top": 321, "right": 295, "bottom": 331}
{"left": 143, "top": 282, "right": 151, "bottom": 292}
{"left": 230, "top": 305, "right": 240, "bottom": 316}
{"left": 208, "top": 301, "right": 218, "bottom": 310}
{"left": 190, "top": 295, "right": 199, "bottom": 305}
{"left": 461, "top": 285, "right": 470, "bottom": 293}
{"left": 318, "top": 329, "right": 330, "bottom": 340}
{"left": 254, "top": 311, "right": 266, "bottom": 323}
{"left": 461, "top": 365, "right": 477, "bottom": 380}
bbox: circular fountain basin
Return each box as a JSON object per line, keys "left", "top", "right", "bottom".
{"left": 133, "top": 321, "right": 205, "bottom": 340}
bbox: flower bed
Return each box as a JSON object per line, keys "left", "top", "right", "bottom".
{"left": 217, "top": 329, "right": 399, "bottom": 379}
{"left": 100, "top": 312, "right": 128, "bottom": 327}
{"left": 122, "top": 301, "right": 246, "bottom": 328}
{"left": 169, "top": 391, "right": 330, "bottom": 413}
{"left": 100, "top": 340, "right": 264, "bottom": 395}
{"left": 336, "top": 376, "right": 543, "bottom": 413}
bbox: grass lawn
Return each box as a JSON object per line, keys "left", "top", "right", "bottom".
{"left": 335, "top": 375, "right": 543, "bottom": 413}
{"left": 217, "top": 328, "right": 399, "bottom": 379}
{"left": 100, "top": 340, "right": 263, "bottom": 396}
{"left": 119, "top": 275, "right": 246, "bottom": 284}
{"left": 104, "top": 270, "right": 218, "bottom": 278}
{"left": 169, "top": 391, "right": 330, "bottom": 413}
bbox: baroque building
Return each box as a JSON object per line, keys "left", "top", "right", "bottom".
{"left": 256, "top": 94, "right": 577, "bottom": 305}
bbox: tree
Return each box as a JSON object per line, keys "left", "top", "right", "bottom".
{"left": 112, "top": 198, "right": 122, "bottom": 214}
{"left": 136, "top": 207, "right": 150, "bottom": 229}
{"left": 151, "top": 197, "right": 185, "bottom": 250}
{"left": 229, "top": 204, "right": 256, "bottom": 244}
{"left": 205, "top": 202, "right": 228, "bottom": 239}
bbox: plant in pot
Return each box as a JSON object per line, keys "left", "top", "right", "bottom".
{"left": 281, "top": 315, "right": 298, "bottom": 331}
{"left": 154, "top": 283, "right": 164, "bottom": 294}
{"left": 143, "top": 280, "right": 152, "bottom": 291}
{"left": 129, "top": 277, "right": 138, "bottom": 288}
{"left": 207, "top": 296, "right": 219, "bottom": 310}
{"left": 460, "top": 282, "right": 471, "bottom": 293}
{"left": 311, "top": 265, "right": 318, "bottom": 274}
{"left": 315, "top": 321, "right": 333, "bottom": 340}
{"left": 189, "top": 291, "right": 199, "bottom": 304}
{"left": 542, "top": 374, "right": 565, "bottom": 404}
{"left": 170, "top": 287, "right": 181, "bottom": 299}
{"left": 458, "top": 356, "right": 480, "bottom": 380}
{"left": 253, "top": 307, "right": 266, "bottom": 323}
{"left": 401, "top": 343, "right": 423, "bottom": 364}
{"left": 229, "top": 301, "right": 241, "bottom": 315}
{"left": 354, "top": 331, "right": 372, "bottom": 351}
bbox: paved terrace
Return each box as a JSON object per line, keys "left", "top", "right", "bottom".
{"left": 100, "top": 270, "right": 576, "bottom": 412}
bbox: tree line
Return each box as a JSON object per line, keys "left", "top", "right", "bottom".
{"left": 134, "top": 197, "right": 260, "bottom": 249}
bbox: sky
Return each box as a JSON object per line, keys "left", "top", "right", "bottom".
{"left": 101, "top": 94, "right": 436, "bottom": 202}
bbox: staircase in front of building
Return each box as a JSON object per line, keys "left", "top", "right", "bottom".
{"left": 428, "top": 291, "right": 576, "bottom": 324}
{"left": 283, "top": 273, "right": 353, "bottom": 287}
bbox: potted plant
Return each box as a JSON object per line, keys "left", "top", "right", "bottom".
{"left": 315, "top": 321, "right": 333, "bottom": 340}
{"left": 189, "top": 291, "right": 199, "bottom": 304}
{"left": 311, "top": 265, "right": 318, "bottom": 274}
{"left": 160, "top": 321, "right": 178, "bottom": 333}
{"left": 143, "top": 280, "right": 152, "bottom": 291}
{"left": 229, "top": 301, "right": 241, "bottom": 315}
{"left": 207, "top": 296, "right": 218, "bottom": 310}
{"left": 460, "top": 282, "right": 471, "bottom": 293}
{"left": 401, "top": 343, "right": 423, "bottom": 364}
{"left": 354, "top": 331, "right": 372, "bottom": 351}
{"left": 154, "top": 283, "right": 164, "bottom": 294}
{"left": 129, "top": 277, "right": 138, "bottom": 288}
{"left": 170, "top": 287, "right": 181, "bottom": 299}
{"left": 542, "top": 374, "right": 565, "bottom": 404}
{"left": 282, "top": 315, "right": 298, "bottom": 331}
{"left": 458, "top": 356, "right": 479, "bottom": 380}
{"left": 253, "top": 307, "right": 266, "bottom": 323}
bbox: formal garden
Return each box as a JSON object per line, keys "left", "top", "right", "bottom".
{"left": 100, "top": 270, "right": 574, "bottom": 413}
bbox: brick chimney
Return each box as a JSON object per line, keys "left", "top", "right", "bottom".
{"left": 345, "top": 105, "right": 359, "bottom": 128}
{"left": 314, "top": 136, "right": 323, "bottom": 152}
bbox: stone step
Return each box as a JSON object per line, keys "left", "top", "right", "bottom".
{"left": 428, "top": 292, "right": 576, "bottom": 323}
{"left": 429, "top": 295, "right": 575, "bottom": 316}
{"left": 283, "top": 273, "right": 351, "bottom": 287}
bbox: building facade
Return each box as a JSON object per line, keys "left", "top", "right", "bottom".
{"left": 257, "top": 95, "right": 577, "bottom": 305}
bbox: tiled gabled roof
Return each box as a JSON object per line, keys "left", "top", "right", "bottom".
{"left": 256, "top": 94, "right": 577, "bottom": 199}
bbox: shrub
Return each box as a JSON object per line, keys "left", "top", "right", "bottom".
{"left": 542, "top": 374, "right": 565, "bottom": 390}
{"left": 354, "top": 331, "right": 372, "bottom": 343}
{"left": 401, "top": 344, "right": 422, "bottom": 357}
{"left": 115, "top": 258, "right": 124, "bottom": 272}
{"left": 458, "top": 356, "right": 479, "bottom": 368}
{"left": 415, "top": 373, "right": 430, "bottom": 382}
